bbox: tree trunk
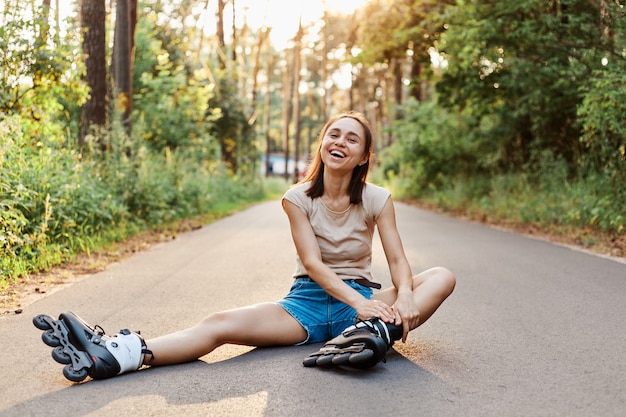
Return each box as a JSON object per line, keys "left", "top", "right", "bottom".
{"left": 281, "top": 62, "right": 292, "bottom": 181}
{"left": 263, "top": 44, "right": 273, "bottom": 178}
{"left": 53, "top": 0, "right": 60, "bottom": 44}
{"left": 112, "top": 0, "right": 136, "bottom": 142}
{"left": 392, "top": 57, "right": 403, "bottom": 105}
{"left": 38, "top": 0, "right": 51, "bottom": 46}
{"left": 320, "top": 10, "right": 329, "bottom": 122}
{"left": 292, "top": 20, "right": 303, "bottom": 183}
{"left": 251, "top": 27, "right": 269, "bottom": 106}
{"left": 32, "top": 0, "right": 52, "bottom": 89}
{"left": 216, "top": 0, "right": 226, "bottom": 69}
{"left": 409, "top": 59, "right": 424, "bottom": 102}
{"left": 231, "top": 0, "right": 237, "bottom": 63}
{"left": 79, "top": 0, "right": 107, "bottom": 150}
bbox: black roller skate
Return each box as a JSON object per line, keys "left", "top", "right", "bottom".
{"left": 33, "top": 312, "right": 151, "bottom": 382}
{"left": 303, "top": 318, "right": 403, "bottom": 369}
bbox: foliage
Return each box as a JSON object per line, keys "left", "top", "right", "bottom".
{"left": 575, "top": 63, "right": 626, "bottom": 229}
{"left": 208, "top": 72, "right": 257, "bottom": 175}
{"left": 133, "top": 11, "right": 219, "bottom": 152}
{"left": 435, "top": 0, "right": 611, "bottom": 170}
{"left": 356, "top": 0, "right": 450, "bottom": 71}
{"left": 378, "top": 101, "right": 625, "bottom": 236}
{"left": 380, "top": 99, "right": 480, "bottom": 195}
{"left": 577, "top": 66, "right": 626, "bottom": 172}
{"left": 132, "top": 10, "right": 256, "bottom": 176}
{"left": 373, "top": 0, "right": 625, "bottom": 240}
{"left": 0, "top": 4, "right": 87, "bottom": 128}
{"left": 0, "top": 114, "right": 270, "bottom": 289}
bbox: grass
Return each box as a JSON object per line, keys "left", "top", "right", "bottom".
{"left": 379, "top": 172, "right": 625, "bottom": 260}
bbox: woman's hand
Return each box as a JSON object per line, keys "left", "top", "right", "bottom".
{"left": 391, "top": 290, "right": 420, "bottom": 342}
{"left": 354, "top": 298, "right": 395, "bottom": 324}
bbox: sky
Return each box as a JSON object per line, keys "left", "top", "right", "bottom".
{"left": 222, "top": 0, "right": 368, "bottom": 49}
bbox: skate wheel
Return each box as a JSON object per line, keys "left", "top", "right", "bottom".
{"left": 331, "top": 352, "right": 352, "bottom": 365}
{"left": 33, "top": 314, "right": 53, "bottom": 330}
{"left": 347, "top": 349, "right": 378, "bottom": 369}
{"left": 303, "top": 355, "right": 319, "bottom": 367}
{"left": 42, "top": 329, "right": 61, "bottom": 347}
{"left": 348, "top": 349, "right": 374, "bottom": 364}
{"left": 315, "top": 354, "right": 335, "bottom": 366}
{"left": 52, "top": 346, "right": 71, "bottom": 364}
{"left": 63, "top": 364, "right": 88, "bottom": 383}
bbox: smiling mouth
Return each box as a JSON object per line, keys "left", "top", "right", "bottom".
{"left": 330, "top": 150, "right": 345, "bottom": 158}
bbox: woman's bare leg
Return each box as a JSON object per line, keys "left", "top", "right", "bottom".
{"left": 373, "top": 266, "right": 456, "bottom": 329}
{"left": 144, "top": 302, "right": 307, "bottom": 366}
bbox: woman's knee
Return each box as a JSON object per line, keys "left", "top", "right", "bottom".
{"left": 436, "top": 266, "right": 456, "bottom": 296}
{"left": 415, "top": 266, "right": 456, "bottom": 294}
{"left": 194, "top": 311, "right": 233, "bottom": 340}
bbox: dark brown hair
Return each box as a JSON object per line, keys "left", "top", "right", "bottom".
{"left": 301, "top": 111, "right": 374, "bottom": 204}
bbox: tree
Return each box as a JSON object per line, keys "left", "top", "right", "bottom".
{"left": 36, "top": 0, "right": 51, "bottom": 52}
{"left": 262, "top": 28, "right": 274, "bottom": 178}
{"left": 353, "top": 0, "right": 409, "bottom": 107}
{"left": 79, "top": 0, "right": 107, "bottom": 150}
{"left": 290, "top": 20, "right": 304, "bottom": 183}
{"left": 436, "top": 0, "right": 610, "bottom": 171}
{"left": 0, "top": 3, "right": 82, "bottom": 115}
{"left": 216, "top": 0, "right": 226, "bottom": 69}
{"left": 575, "top": 0, "right": 626, "bottom": 181}
{"left": 280, "top": 53, "right": 293, "bottom": 181}
{"left": 209, "top": 74, "right": 253, "bottom": 174}
{"left": 112, "top": 0, "right": 137, "bottom": 141}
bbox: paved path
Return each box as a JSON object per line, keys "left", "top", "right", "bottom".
{"left": 0, "top": 200, "right": 624, "bottom": 417}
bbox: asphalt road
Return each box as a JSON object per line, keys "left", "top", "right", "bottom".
{"left": 0, "top": 199, "right": 624, "bottom": 417}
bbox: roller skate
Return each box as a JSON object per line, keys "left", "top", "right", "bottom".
{"left": 33, "top": 311, "right": 152, "bottom": 382}
{"left": 303, "top": 318, "right": 403, "bottom": 369}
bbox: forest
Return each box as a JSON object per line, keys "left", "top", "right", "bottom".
{"left": 1, "top": 0, "right": 624, "bottom": 288}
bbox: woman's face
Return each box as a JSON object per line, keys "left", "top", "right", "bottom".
{"left": 320, "top": 117, "right": 368, "bottom": 173}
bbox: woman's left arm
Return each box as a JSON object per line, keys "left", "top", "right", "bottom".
{"left": 376, "top": 198, "right": 420, "bottom": 341}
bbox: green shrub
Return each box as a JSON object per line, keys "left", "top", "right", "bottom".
{"left": 375, "top": 100, "right": 625, "bottom": 237}
{"left": 0, "top": 114, "right": 273, "bottom": 289}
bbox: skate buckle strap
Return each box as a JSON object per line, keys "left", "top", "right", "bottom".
{"left": 319, "top": 342, "right": 367, "bottom": 355}
{"left": 91, "top": 324, "right": 106, "bottom": 344}
{"left": 349, "top": 319, "right": 393, "bottom": 345}
{"left": 347, "top": 319, "right": 379, "bottom": 335}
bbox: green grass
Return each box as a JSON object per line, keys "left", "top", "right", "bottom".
{"left": 378, "top": 168, "right": 625, "bottom": 257}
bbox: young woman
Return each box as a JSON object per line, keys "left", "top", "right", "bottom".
{"left": 34, "top": 111, "right": 456, "bottom": 382}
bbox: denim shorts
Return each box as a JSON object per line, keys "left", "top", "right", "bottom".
{"left": 277, "top": 277, "right": 373, "bottom": 345}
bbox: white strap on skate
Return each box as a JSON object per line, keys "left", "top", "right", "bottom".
{"left": 105, "top": 332, "right": 144, "bottom": 374}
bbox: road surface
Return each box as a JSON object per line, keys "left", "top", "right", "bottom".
{"left": 0, "top": 199, "right": 624, "bottom": 416}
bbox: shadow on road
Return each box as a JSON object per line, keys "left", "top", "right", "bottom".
{"left": 2, "top": 343, "right": 453, "bottom": 416}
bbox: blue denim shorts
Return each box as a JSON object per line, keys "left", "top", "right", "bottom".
{"left": 277, "top": 277, "right": 373, "bottom": 345}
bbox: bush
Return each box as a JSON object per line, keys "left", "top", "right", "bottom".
{"left": 380, "top": 100, "right": 479, "bottom": 196}
{"left": 374, "top": 98, "right": 625, "bottom": 238}
{"left": 0, "top": 114, "right": 272, "bottom": 289}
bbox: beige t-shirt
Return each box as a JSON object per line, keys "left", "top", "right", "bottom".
{"left": 282, "top": 181, "right": 391, "bottom": 283}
